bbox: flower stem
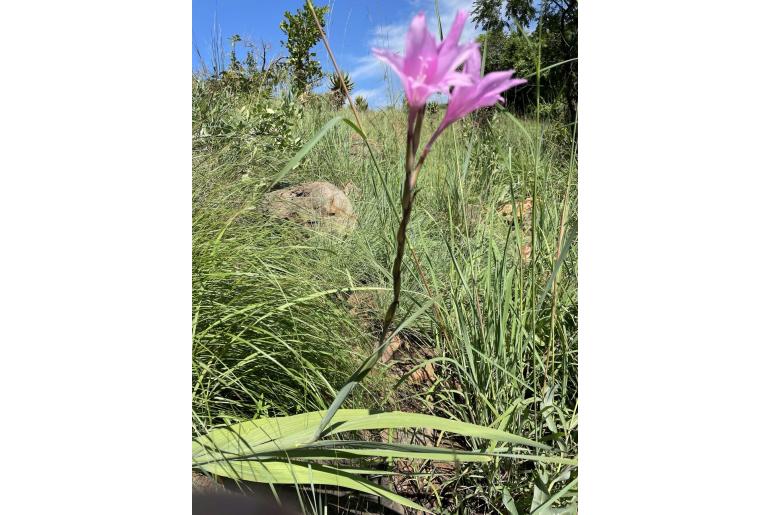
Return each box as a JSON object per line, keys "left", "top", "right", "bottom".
{"left": 311, "top": 106, "right": 425, "bottom": 441}
{"left": 378, "top": 106, "right": 424, "bottom": 350}
{"left": 412, "top": 119, "right": 447, "bottom": 182}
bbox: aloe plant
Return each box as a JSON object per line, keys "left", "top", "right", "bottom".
{"left": 328, "top": 71, "right": 354, "bottom": 109}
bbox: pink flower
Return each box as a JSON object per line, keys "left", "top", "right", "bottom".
{"left": 437, "top": 48, "right": 527, "bottom": 133}
{"left": 373, "top": 10, "right": 477, "bottom": 108}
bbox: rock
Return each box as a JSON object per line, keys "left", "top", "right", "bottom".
{"left": 498, "top": 197, "right": 533, "bottom": 263}
{"left": 497, "top": 202, "right": 513, "bottom": 220}
{"left": 520, "top": 243, "right": 532, "bottom": 263}
{"left": 380, "top": 334, "right": 402, "bottom": 363}
{"left": 497, "top": 197, "right": 533, "bottom": 225}
{"left": 261, "top": 181, "right": 356, "bottom": 234}
{"left": 516, "top": 197, "right": 533, "bottom": 220}
{"left": 409, "top": 362, "right": 437, "bottom": 384}
{"left": 347, "top": 290, "right": 381, "bottom": 327}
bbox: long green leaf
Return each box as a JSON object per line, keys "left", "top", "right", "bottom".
{"left": 325, "top": 411, "right": 550, "bottom": 450}
{"left": 522, "top": 58, "right": 577, "bottom": 79}
{"left": 195, "top": 459, "right": 430, "bottom": 513}
{"left": 531, "top": 477, "right": 578, "bottom": 514}
{"left": 194, "top": 409, "right": 550, "bottom": 463}
{"left": 197, "top": 444, "right": 491, "bottom": 464}
{"left": 537, "top": 224, "right": 577, "bottom": 312}
{"left": 196, "top": 439, "right": 576, "bottom": 466}
{"left": 193, "top": 409, "right": 369, "bottom": 458}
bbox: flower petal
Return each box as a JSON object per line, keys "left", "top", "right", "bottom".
{"left": 437, "top": 70, "right": 474, "bottom": 91}
{"left": 437, "top": 45, "right": 527, "bottom": 133}
{"left": 403, "top": 12, "right": 437, "bottom": 77}
{"left": 435, "top": 41, "right": 478, "bottom": 81}
{"left": 370, "top": 10, "right": 481, "bottom": 109}
{"left": 462, "top": 47, "right": 481, "bottom": 77}
{"left": 372, "top": 48, "right": 405, "bottom": 75}
{"left": 439, "top": 10, "right": 468, "bottom": 51}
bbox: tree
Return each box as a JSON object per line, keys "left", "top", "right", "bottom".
{"left": 472, "top": 0, "right": 536, "bottom": 32}
{"left": 228, "top": 34, "right": 242, "bottom": 72}
{"left": 279, "top": 3, "right": 330, "bottom": 93}
{"left": 472, "top": 0, "right": 577, "bottom": 122}
{"left": 244, "top": 51, "right": 258, "bottom": 77}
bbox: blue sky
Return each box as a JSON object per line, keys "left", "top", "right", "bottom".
{"left": 192, "top": 0, "right": 481, "bottom": 108}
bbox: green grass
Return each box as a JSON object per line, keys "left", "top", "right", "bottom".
{"left": 192, "top": 80, "right": 577, "bottom": 513}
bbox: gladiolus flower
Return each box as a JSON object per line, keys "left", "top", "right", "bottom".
{"left": 436, "top": 48, "right": 527, "bottom": 134}
{"left": 373, "top": 10, "right": 477, "bottom": 108}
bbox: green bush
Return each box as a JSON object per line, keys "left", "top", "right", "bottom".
{"left": 353, "top": 95, "right": 368, "bottom": 112}
{"left": 193, "top": 85, "right": 302, "bottom": 154}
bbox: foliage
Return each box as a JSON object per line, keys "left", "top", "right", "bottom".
{"left": 206, "top": 35, "right": 288, "bottom": 97}
{"left": 243, "top": 50, "right": 257, "bottom": 75}
{"left": 328, "top": 71, "right": 354, "bottom": 109}
{"left": 279, "top": 2, "right": 330, "bottom": 93}
{"left": 400, "top": 99, "right": 444, "bottom": 115}
{"left": 228, "top": 34, "right": 242, "bottom": 72}
{"left": 473, "top": 0, "right": 577, "bottom": 122}
{"left": 353, "top": 95, "right": 368, "bottom": 112}
{"left": 193, "top": 409, "right": 567, "bottom": 513}
{"left": 193, "top": 81, "right": 302, "bottom": 155}
{"left": 426, "top": 100, "right": 442, "bottom": 114}
{"left": 473, "top": 0, "right": 537, "bottom": 32}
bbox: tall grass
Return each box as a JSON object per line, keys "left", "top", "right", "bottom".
{"left": 192, "top": 69, "right": 577, "bottom": 511}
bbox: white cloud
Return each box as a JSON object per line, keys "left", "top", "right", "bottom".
{"left": 349, "top": 55, "right": 385, "bottom": 82}
{"left": 369, "top": 0, "right": 480, "bottom": 53}
{"left": 354, "top": 86, "right": 388, "bottom": 105}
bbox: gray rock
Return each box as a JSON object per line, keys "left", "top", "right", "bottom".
{"left": 261, "top": 181, "right": 356, "bottom": 234}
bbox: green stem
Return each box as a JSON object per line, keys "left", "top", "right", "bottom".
{"left": 311, "top": 106, "right": 424, "bottom": 441}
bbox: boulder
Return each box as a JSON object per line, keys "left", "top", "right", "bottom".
{"left": 261, "top": 181, "right": 356, "bottom": 234}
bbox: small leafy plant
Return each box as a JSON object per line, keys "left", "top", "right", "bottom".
{"left": 353, "top": 95, "right": 368, "bottom": 112}
{"left": 328, "top": 71, "right": 354, "bottom": 109}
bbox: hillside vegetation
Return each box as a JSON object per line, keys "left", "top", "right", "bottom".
{"left": 193, "top": 70, "right": 577, "bottom": 512}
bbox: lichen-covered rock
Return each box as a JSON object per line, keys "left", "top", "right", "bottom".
{"left": 497, "top": 197, "right": 533, "bottom": 225}
{"left": 261, "top": 181, "right": 356, "bottom": 234}
{"left": 497, "top": 197, "right": 533, "bottom": 263}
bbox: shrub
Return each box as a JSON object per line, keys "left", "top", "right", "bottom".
{"left": 328, "top": 72, "right": 354, "bottom": 109}
{"left": 354, "top": 95, "right": 368, "bottom": 112}
{"left": 279, "top": 2, "right": 330, "bottom": 93}
{"left": 192, "top": 84, "right": 302, "bottom": 154}
{"left": 426, "top": 100, "right": 442, "bottom": 114}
